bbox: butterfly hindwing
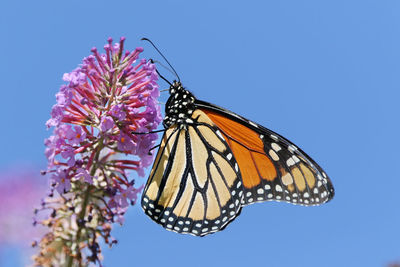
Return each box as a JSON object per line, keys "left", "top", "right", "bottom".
{"left": 142, "top": 110, "right": 243, "bottom": 236}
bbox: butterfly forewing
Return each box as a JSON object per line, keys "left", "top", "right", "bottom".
{"left": 197, "top": 102, "right": 334, "bottom": 206}
{"left": 142, "top": 110, "right": 243, "bottom": 236}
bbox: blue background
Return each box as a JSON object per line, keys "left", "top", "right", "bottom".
{"left": 1, "top": 0, "right": 399, "bottom": 266}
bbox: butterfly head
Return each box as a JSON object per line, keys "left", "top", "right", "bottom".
{"left": 164, "top": 81, "right": 196, "bottom": 128}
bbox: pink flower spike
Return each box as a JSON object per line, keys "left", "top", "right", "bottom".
{"left": 39, "top": 37, "right": 161, "bottom": 266}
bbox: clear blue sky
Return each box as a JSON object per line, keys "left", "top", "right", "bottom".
{"left": 1, "top": 0, "right": 399, "bottom": 266}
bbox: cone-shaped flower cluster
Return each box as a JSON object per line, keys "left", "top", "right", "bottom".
{"left": 34, "top": 37, "right": 161, "bottom": 266}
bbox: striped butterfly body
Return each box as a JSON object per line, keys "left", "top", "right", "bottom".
{"left": 141, "top": 81, "right": 334, "bottom": 236}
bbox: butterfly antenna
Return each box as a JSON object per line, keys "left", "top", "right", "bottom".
{"left": 151, "top": 61, "right": 173, "bottom": 87}
{"left": 152, "top": 59, "right": 179, "bottom": 80}
{"left": 141, "top": 38, "right": 181, "bottom": 82}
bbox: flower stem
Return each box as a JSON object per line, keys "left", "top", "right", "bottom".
{"left": 66, "top": 138, "right": 104, "bottom": 267}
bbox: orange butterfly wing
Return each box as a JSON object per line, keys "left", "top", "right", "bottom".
{"left": 199, "top": 106, "right": 334, "bottom": 206}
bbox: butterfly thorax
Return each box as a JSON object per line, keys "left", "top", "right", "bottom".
{"left": 163, "top": 81, "right": 196, "bottom": 128}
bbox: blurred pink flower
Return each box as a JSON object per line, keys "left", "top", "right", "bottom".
{"left": 0, "top": 165, "right": 46, "bottom": 248}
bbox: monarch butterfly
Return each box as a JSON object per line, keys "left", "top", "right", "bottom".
{"left": 140, "top": 40, "right": 334, "bottom": 236}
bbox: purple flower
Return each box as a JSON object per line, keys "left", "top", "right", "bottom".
{"left": 63, "top": 67, "right": 87, "bottom": 87}
{"left": 114, "top": 185, "right": 143, "bottom": 208}
{"left": 110, "top": 104, "right": 126, "bottom": 120}
{"left": 46, "top": 104, "right": 64, "bottom": 128}
{"left": 117, "top": 132, "right": 136, "bottom": 153}
{"left": 65, "top": 126, "right": 86, "bottom": 145}
{"left": 114, "top": 192, "right": 129, "bottom": 208}
{"left": 44, "top": 135, "right": 65, "bottom": 167}
{"left": 75, "top": 168, "right": 93, "bottom": 184}
{"left": 136, "top": 133, "right": 159, "bottom": 167}
{"left": 56, "top": 85, "right": 73, "bottom": 106}
{"left": 60, "top": 145, "right": 75, "bottom": 167}
{"left": 100, "top": 116, "right": 114, "bottom": 132}
{"left": 52, "top": 169, "right": 71, "bottom": 194}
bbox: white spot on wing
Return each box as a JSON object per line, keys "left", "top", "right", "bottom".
{"left": 269, "top": 149, "right": 279, "bottom": 161}
{"left": 286, "top": 158, "right": 295, "bottom": 167}
{"left": 288, "top": 145, "right": 298, "bottom": 153}
{"left": 270, "top": 134, "right": 279, "bottom": 141}
{"left": 249, "top": 121, "right": 258, "bottom": 128}
{"left": 216, "top": 130, "right": 224, "bottom": 140}
{"left": 271, "top": 143, "right": 281, "bottom": 152}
